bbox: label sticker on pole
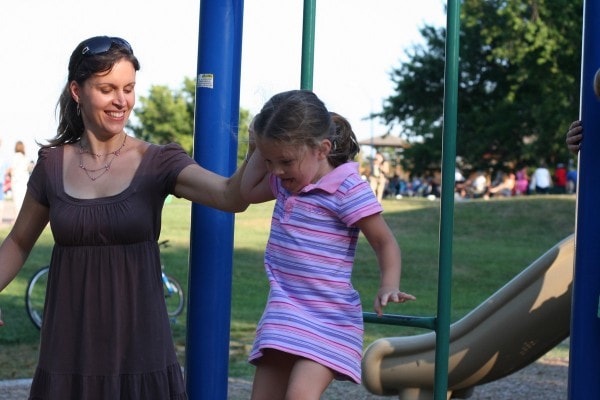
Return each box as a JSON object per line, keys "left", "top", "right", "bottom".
{"left": 197, "top": 73, "right": 214, "bottom": 89}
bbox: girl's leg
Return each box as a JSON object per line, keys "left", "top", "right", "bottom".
{"left": 286, "top": 358, "right": 335, "bottom": 400}
{"left": 251, "top": 349, "right": 335, "bottom": 400}
{"left": 251, "top": 349, "right": 294, "bottom": 400}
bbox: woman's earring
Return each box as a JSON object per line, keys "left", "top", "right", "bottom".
{"left": 76, "top": 103, "right": 81, "bottom": 116}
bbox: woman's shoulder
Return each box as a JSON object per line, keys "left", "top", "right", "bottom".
{"left": 142, "top": 142, "right": 188, "bottom": 157}
{"left": 139, "top": 142, "right": 195, "bottom": 176}
{"left": 125, "top": 138, "right": 188, "bottom": 161}
{"left": 37, "top": 145, "right": 63, "bottom": 162}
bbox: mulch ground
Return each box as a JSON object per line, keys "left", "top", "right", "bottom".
{"left": 1, "top": 354, "right": 567, "bottom": 400}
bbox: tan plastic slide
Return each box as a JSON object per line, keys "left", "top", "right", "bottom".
{"left": 362, "top": 235, "right": 574, "bottom": 400}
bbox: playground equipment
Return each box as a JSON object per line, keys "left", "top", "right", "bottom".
{"left": 569, "top": 0, "right": 600, "bottom": 398}
{"left": 362, "top": 235, "right": 573, "bottom": 399}
{"left": 188, "top": 0, "right": 598, "bottom": 398}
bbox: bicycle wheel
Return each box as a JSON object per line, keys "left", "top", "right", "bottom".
{"left": 25, "top": 266, "right": 49, "bottom": 330}
{"left": 163, "top": 275, "right": 185, "bottom": 317}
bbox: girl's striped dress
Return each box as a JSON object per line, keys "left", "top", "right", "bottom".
{"left": 248, "top": 162, "right": 383, "bottom": 383}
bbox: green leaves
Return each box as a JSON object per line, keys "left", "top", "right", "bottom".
{"left": 378, "top": 0, "right": 583, "bottom": 176}
{"left": 128, "top": 78, "right": 195, "bottom": 153}
{"left": 128, "top": 77, "right": 251, "bottom": 162}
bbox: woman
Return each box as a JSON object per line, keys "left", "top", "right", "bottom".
{"left": 0, "top": 36, "right": 249, "bottom": 399}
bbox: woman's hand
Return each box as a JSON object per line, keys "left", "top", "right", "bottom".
{"left": 566, "top": 120, "right": 583, "bottom": 155}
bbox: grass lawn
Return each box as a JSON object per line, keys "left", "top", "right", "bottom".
{"left": 0, "top": 195, "right": 576, "bottom": 381}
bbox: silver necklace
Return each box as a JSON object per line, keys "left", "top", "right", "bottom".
{"left": 78, "top": 134, "right": 127, "bottom": 181}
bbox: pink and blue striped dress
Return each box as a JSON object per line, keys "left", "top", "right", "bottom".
{"left": 248, "top": 162, "right": 383, "bottom": 383}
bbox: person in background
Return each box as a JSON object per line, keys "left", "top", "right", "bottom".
{"left": 454, "top": 166, "right": 467, "bottom": 199}
{"left": 514, "top": 165, "right": 530, "bottom": 196}
{"left": 553, "top": 163, "right": 567, "bottom": 194}
{"left": 567, "top": 163, "right": 578, "bottom": 194}
{"left": 6, "top": 140, "right": 33, "bottom": 217}
{"left": 0, "top": 139, "right": 8, "bottom": 224}
{"left": 529, "top": 161, "right": 552, "bottom": 194}
{"left": 486, "top": 169, "right": 516, "bottom": 198}
{"left": 469, "top": 170, "right": 488, "bottom": 199}
{"left": 368, "top": 151, "right": 390, "bottom": 203}
{"left": 0, "top": 36, "right": 251, "bottom": 400}
{"left": 241, "top": 90, "right": 415, "bottom": 400}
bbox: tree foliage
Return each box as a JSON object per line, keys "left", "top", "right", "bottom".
{"left": 128, "top": 77, "right": 194, "bottom": 153}
{"left": 129, "top": 77, "right": 251, "bottom": 164}
{"left": 378, "top": 0, "right": 583, "bottom": 176}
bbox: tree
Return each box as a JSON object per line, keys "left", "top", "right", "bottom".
{"left": 129, "top": 77, "right": 251, "bottom": 164}
{"left": 236, "top": 108, "right": 252, "bottom": 165}
{"left": 378, "top": 0, "right": 583, "bottom": 176}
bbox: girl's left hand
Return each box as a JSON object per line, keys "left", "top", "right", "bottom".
{"left": 374, "top": 288, "right": 416, "bottom": 316}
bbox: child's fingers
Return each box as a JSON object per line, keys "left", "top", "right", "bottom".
{"left": 386, "top": 291, "right": 416, "bottom": 303}
{"left": 373, "top": 298, "right": 383, "bottom": 316}
{"left": 374, "top": 292, "right": 416, "bottom": 315}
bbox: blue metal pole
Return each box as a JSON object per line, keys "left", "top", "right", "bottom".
{"left": 568, "top": 0, "right": 600, "bottom": 398}
{"left": 186, "top": 1, "right": 244, "bottom": 399}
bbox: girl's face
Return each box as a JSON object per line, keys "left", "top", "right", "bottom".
{"left": 257, "top": 137, "right": 332, "bottom": 193}
{"left": 70, "top": 59, "right": 136, "bottom": 138}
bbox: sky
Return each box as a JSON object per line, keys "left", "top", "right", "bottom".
{"left": 0, "top": 0, "right": 446, "bottom": 161}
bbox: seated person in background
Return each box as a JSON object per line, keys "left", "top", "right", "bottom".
{"left": 486, "top": 170, "right": 516, "bottom": 198}
{"left": 469, "top": 171, "right": 488, "bottom": 199}
{"left": 514, "top": 166, "right": 529, "bottom": 195}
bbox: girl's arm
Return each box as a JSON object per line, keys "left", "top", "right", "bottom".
{"left": 240, "top": 148, "right": 274, "bottom": 204}
{"left": 356, "top": 213, "right": 415, "bottom": 316}
{"left": 0, "top": 193, "right": 49, "bottom": 326}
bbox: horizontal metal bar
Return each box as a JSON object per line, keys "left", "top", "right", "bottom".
{"left": 363, "top": 312, "right": 437, "bottom": 331}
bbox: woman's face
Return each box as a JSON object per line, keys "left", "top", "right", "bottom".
{"left": 71, "top": 59, "right": 136, "bottom": 138}
{"left": 257, "top": 137, "right": 331, "bottom": 193}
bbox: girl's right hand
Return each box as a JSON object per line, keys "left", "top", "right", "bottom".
{"left": 566, "top": 120, "right": 583, "bottom": 155}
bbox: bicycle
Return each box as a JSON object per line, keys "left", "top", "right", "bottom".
{"left": 25, "top": 239, "right": 185, "bottom": 330}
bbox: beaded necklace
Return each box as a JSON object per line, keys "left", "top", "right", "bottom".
{"left": 78, "top": 134, "right": 127, "bottom": 181}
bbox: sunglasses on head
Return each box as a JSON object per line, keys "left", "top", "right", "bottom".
{"left": 81, "top": 36, "right": 133, "bottom": 56}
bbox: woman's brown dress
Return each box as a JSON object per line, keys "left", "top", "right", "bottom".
{"left": 27, "top": 143, "right": 193, "bottom": 400}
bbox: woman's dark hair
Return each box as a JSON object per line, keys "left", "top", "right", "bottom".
{"left": 48, "top": 36, "right": 140, "bottom": 147}
{"left": 253, "top": 90, "right": 359, "bottom": 167}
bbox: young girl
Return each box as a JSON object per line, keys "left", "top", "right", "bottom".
{"left": 241, "top": 90, "right": 415, "bottom": 400}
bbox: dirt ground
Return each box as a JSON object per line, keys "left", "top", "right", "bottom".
{"left": 0, "top": 354, "right": 568, "bottom": 400}
{"left": 229, "top": 354, "right": 568, "bottom": 399}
